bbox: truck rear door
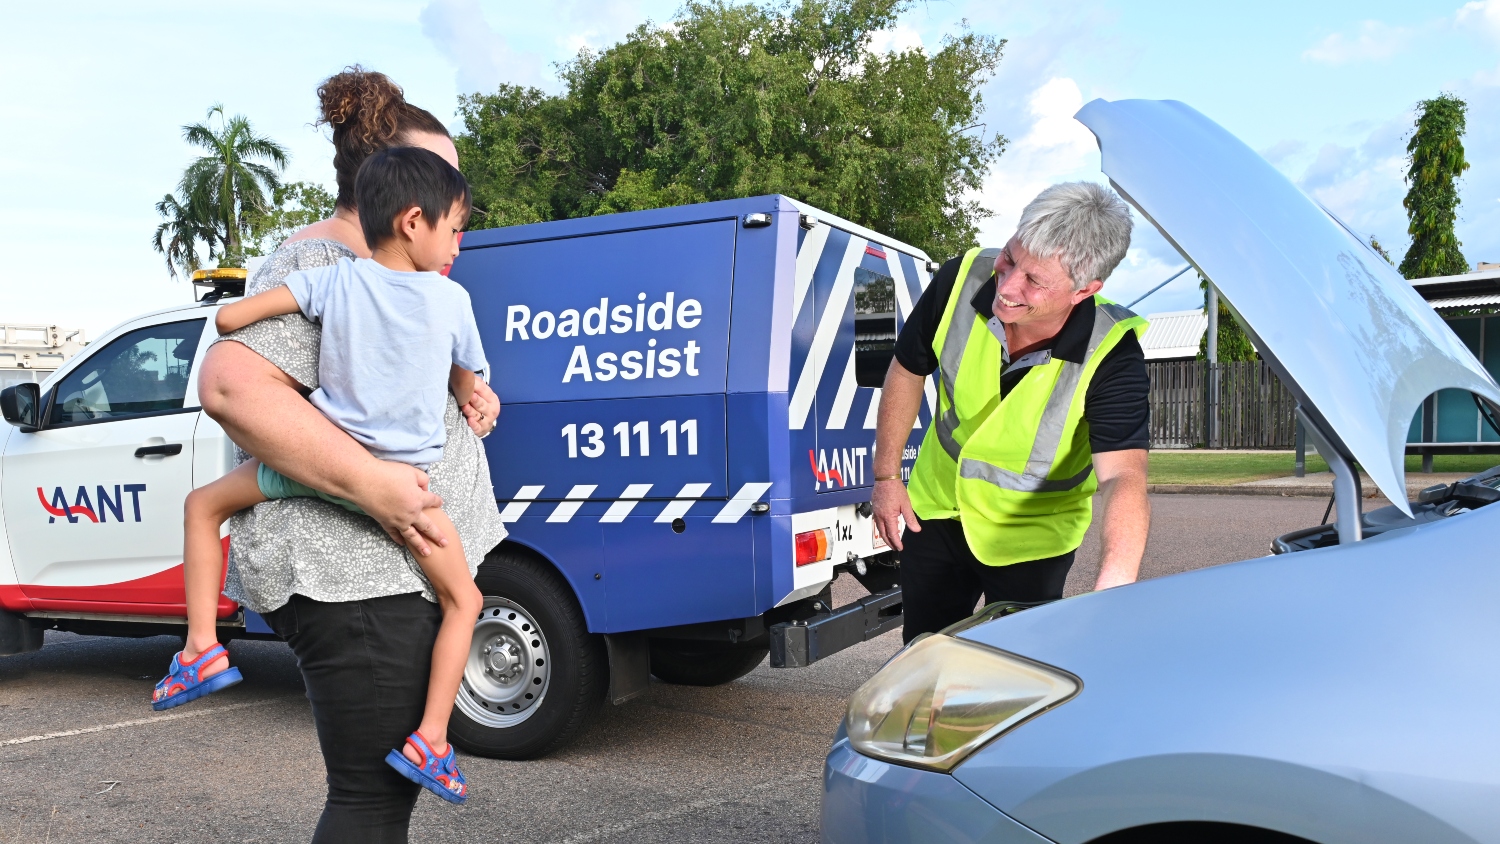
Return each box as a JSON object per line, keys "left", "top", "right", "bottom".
{"left": 455, "top": 219, "right": 749, "bottom": 630}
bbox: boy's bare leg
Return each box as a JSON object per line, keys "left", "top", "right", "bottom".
{"left": 403, "top": 507, "right": 482, "bottom": 761}
{"left": 182, "top": 460, "right": 268, "bottom": 676}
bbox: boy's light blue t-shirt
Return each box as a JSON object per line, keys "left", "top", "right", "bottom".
{"left": 283, "top": 257, "right": 488, "bottom": 466}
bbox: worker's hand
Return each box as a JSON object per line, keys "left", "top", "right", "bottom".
{"left": 463, "top": 379, "right": 500, "bottom": 438}
{"left": 360, "top": 461, "right": 447, "bottom": 556}
{"left": 872, "top": 478, "right": 920, "bottom": 552}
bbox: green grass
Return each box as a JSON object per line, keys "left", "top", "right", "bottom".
{"left": 1146, "top": 452, "right": 1500, "bottom": 486}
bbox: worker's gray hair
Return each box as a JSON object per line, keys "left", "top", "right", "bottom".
{"left": 1015, "top": 182, "right": 1134, "bottom": 290}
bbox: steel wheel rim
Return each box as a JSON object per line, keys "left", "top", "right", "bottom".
{"left": 457, "top": 596, "right": 551, "bottom": 727}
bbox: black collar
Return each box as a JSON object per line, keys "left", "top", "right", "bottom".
{"left": 970, "top": 276, "right": 1094, "bottom": 364}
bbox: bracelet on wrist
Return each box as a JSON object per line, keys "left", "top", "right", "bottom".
{"left": 874, "top": 474, "right": 902, "bottom": 482}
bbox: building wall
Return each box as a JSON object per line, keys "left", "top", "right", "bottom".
{"left": 1412, "top": 315, "right": 1500, "bottom": 444}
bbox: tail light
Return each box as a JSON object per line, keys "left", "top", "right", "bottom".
{"left": 795, "top": 529, "right": 831, "bottom": 566}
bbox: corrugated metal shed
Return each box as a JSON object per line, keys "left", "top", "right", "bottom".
{"left": 1426, "top": 293, "right": 1500, "bottom": 311}
{"left": 1140, "top": 309, "right": 1207, "bottom": 360}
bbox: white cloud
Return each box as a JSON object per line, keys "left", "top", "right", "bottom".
{"left": 420, "top": 0, "right": 550, "bottom": 94}
{"left": 1259, "top": 139, "right": 1306, "bottom": 166}
{"left": 868, "top": 24, "right": 925, "bottom": 55}
{"left": 976, "top": 77, "right": 1100, "bottom": 240}
{"left": 1292, "top": 115, "right": 1410, "bottom": 261}
{"left": 1303, "top": 20, "right": 1411, "bottom": 64}
{"left": 1458, "top": 0, "right": 1500, "bottom": 43}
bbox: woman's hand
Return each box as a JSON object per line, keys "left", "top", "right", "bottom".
{"left": 361, "top": 461, "right": 447, "bottom": 556}
{"left": 462, "top": 379, "right": 500, "bottom": 438}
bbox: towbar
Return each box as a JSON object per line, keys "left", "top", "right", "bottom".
{"left": 769, "top": 587, "right": 903, "bottom": 668}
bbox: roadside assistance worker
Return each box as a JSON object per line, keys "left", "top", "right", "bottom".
{"left": 872, "top": 181, "right": 1152, "bottom": 641}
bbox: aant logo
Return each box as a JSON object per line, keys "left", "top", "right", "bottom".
{"left": 37, "top": 484, "right": 147, "bottom": 524}
{"left": 808, "top": 448, "right": 869, "bottom": 492}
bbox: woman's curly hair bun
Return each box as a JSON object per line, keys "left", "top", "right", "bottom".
{"left": 316, "top": 66, "right": 449, "bottom": 208}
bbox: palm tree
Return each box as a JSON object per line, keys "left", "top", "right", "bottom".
{"left": 174, "top": 105, "right": 288, "bottom": 265}
{"left": 151, "top": 192, "right": 214, "bottom": 279}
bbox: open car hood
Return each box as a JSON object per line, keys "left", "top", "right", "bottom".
{"left": 1076, "top": 99, "right": 1500, "bottom": 514}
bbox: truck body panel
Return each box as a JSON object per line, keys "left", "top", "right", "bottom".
{"left": 451, "top": 195, "right": 930, "bottom": 635}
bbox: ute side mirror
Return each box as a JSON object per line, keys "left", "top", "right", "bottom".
{"left": 0, "top": 383, "right": 41, "bottom": 431}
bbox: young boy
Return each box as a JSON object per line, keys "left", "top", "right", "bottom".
{"left": 152, "top": 146, "right": 486, "bottom": 804}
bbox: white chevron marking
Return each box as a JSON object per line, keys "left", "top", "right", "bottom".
{"left": 500, "top": 485, "right": 545, "bottom": 523}
{"left": 655, "top": 483, "right": 713, "bottom": 523}
{"left": 793, "top": 223, "right": 832, "bottom": 322}
{"left": 824, "top": 343, "right": 860, "bottom": 430}
{"left": 600, "top": 484, "right": 654, "bottom": 523}
{"left": 789, "top": 234, "right": 865, "bottom": 430}
{"left": 547, "top": 484, "right": 597, "bottom": 523}
{"left": 713, "top": 482, "right": 773, "bottom": 523}
{"left": 887, "top": 251, "right": 937, "bottom": 421}
{"left": 863, "top": 386, "right": 881, "bottom": 429}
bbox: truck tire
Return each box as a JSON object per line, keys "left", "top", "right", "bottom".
{"left": 648, "top": 639, "right": 769, "bottom": 686}
{"left": 449, "top": 547, "right": 605, "bottom": 760}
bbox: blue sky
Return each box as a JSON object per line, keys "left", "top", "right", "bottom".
{"left": 4, "top": 0, "right": 1499, "bottom": 337}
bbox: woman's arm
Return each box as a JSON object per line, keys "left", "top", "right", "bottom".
{"left": 198, "top": 340, "right": 448, "bottom": 554}
{"left": 216, "top": 287, "right": 300, "bottom": 335}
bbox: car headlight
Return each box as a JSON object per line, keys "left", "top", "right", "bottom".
{"left": 846, "top": 634, "right": 1080, "bottom": 772}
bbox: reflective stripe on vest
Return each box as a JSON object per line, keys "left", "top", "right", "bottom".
{"left": 958, "top": 298, "right": 1142, "bottom": 493}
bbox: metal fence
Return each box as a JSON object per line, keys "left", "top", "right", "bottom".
{"left": 1147, "top": 359, "right": 1299, "bottom": 449}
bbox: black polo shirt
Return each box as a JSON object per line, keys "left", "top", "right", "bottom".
{"left": 893, "top": 256, "right": 1150, "bottom": 453}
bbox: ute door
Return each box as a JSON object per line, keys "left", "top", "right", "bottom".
{"left": 2, "top": 315, "right": 210, "bottom": 614}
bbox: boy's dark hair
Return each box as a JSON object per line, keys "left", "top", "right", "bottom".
{"left": 354, "top": 146, "right": 473, "bottom": 250}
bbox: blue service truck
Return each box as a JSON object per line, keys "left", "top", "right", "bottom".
{"left": 444, "top": 195, "right": 935, "bottom": 757}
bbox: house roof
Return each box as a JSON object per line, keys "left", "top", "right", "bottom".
{"left": 1140, "top": 309, "right": 1208, "bottom": 360}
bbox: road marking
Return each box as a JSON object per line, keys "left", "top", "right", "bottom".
{"left": 557, "top": 773, "right": 817, "bottom": 844}
{"left": 1, "top": 697, "right": 294, "bottom": 747}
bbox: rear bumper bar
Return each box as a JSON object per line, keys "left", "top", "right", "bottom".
{"left": 769, "top": 587, "right": 903, "bottom": 668}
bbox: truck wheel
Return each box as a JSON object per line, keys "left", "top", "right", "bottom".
{"left": 648, "top": 639, "right": 769, "bottom": 686}
{"left": 448, "top": 548, "right": 605, "bottom": 760}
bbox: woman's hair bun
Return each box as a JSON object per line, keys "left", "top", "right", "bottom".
{"left": 315, "top": 66, "right": 449, "bottom": 209}
{"left": 317, "top": 65, "right": 405, "bottom": 154}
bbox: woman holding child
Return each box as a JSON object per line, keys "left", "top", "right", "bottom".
{"left": 178, "top": 68, "right": 506, "bottom": 842}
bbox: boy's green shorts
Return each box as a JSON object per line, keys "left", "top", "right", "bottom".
{"left": 256, "top": 463, "right": 365, "bottom": 515}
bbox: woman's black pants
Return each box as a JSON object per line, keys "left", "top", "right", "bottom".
{"left": 263, "top": 592, "right": 441, "bottom": 844}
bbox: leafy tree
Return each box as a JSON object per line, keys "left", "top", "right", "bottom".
{"left": 455, "top": 0, "right": 1006, "bottom": 260}
{"left": 152, "top": 105, "right": 288, "bottom": 277}
{"left": 1368, "top": 235, "right": 1394, "bottom": 265}
{"left": 1197, "top": 276, "right": 1256, "bottom": 362}
{"left": 1399, "top": 94, "right": 1470, "bottom": 279}
{"left": 244, "top": 181, "right": 338, "bottom": 257}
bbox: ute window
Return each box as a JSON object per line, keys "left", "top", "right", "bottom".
{"left": 48, "top": 319, "right": 205, "bottom": 426}
{"left": 854, "top": 267, "right": 897, "bottom": 388}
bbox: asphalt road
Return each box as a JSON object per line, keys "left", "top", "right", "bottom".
{"left": 0, "top": 494, "right": 1330, "bottom": 844}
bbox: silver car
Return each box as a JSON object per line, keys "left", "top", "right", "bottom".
{"left": 822, "top": 99, "right": 1500, "bottom": 844}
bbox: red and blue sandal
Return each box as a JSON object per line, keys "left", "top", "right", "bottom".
{"left": 151, "top": 643, "right": 242, "bottom": 711}
{"left": 385, "top": 731, "right": 469, "bottom": 804}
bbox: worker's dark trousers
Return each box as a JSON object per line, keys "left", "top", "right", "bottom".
{"left": 899, "top": 519, "right": 1074, "bottom": 642}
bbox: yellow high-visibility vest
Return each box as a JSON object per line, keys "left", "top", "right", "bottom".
{"left": 906, "top": 247, "right": 1147, "bottom": 565}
